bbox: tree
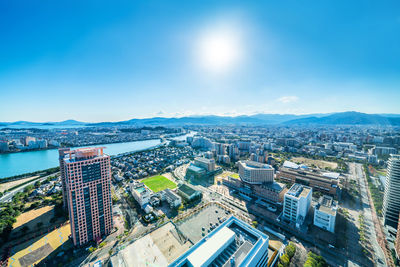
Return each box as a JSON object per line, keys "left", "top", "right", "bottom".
{"left": 285, "top": 242, "right": 296, "bottom": 259}
{"left": 279, "top": 254, "right": 290, "bottom": 267}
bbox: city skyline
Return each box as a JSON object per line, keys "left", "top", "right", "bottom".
{"left": 1, "top": 1, "right": 400, "bottom": 122}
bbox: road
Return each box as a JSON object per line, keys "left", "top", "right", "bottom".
{"left": 350, "top": 162, "right": 386, "bottom": 266}
{"left": 0, "top": 172, "right": 59, "bottom": 203}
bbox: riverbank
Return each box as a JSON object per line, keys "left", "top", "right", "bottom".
{"left": 0, "top": 137, "right": 164, "bottom": 156}
{"left": 0, "top": 132, "right": 193, "bottom": 179}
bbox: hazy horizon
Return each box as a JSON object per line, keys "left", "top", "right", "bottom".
{"left": 2, "top": 110, "right": 400, "bottom": 124}
{"left": 1, "top": 1, "right": 399, "bottom": 122}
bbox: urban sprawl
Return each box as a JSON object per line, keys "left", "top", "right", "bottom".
{"left": 0, "top": 125, "right": 400, "bottom": 267}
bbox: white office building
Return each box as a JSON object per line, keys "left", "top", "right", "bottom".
{"left": 283, "top": 184, "right": 312, "bottom": 228}
{"left": 383, "top": 154, "right": 400, "bottom": 228}
{"left": 314, "top": 195, "right": 337, "bottom": 233}
{"left": 238, "top": 160, "right": 274, "bottom": 184}
{"left": 130, "top": 183, "right": 152, "bottom": 208}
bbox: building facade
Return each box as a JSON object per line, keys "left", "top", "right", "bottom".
{"left": 283, "top": 184, "right": 312, "bottom": 228}
{"left": 61, "top": 147, "right": 113, "bottom": 246}
{"left": 59, "top": 148, "right": 71, "bottom": 209}
{"left": 383, "top": 154, "right": 400, "bottom": 228}
{"left": 395, "top": 214, "right": 400, "bottom": 259}
{"left": 313, "top": 195, "right": 337, "bottom": 233}
{"left": 130, "top": 182, "right": 152, "bottom": 208}
{"left": 170, "top": 216, "right": 270, "bottom": 267}
{"left": 223, "top": 177, "right": 287, "bottom": 204}
{"left": 276, "top": 167, "right": 338, "bottom": 195}
{"left": 238, "top": 160, "right": 274, "bottom": 184}
{"left": 194, "top": 157, "right": 216, "bottom": 172}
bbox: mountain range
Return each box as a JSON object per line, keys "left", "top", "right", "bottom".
{"left": 1, "top": 112, "right": 400, "bottom": 127}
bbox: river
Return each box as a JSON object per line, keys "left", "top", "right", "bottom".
{"left": 0, "top": 131, "right": 195, "bottom": 179}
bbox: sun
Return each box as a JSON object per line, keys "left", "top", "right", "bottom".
{"left": 195, "top": 26, "right": 243, "bottom": 74}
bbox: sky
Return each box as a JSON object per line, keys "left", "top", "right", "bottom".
{"left": 0, "top": 0, "right": 399, "bottom": 122}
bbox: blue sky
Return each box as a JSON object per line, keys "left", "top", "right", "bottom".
{"left": 0, "top": 0, "right": 399, "bottom": 122}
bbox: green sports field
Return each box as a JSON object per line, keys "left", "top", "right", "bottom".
{"left": 142, "top": 175, "right": 177, "bottom": 192}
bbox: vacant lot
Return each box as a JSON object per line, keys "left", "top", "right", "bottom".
{"left": 9, "top": 223, "right": 70, "bottom": 267}
{"left": 13, "top": 205, "right": 54, "bottom": 229}
{"left": 0, "top": 176, "right": 39, "bottom": 193}
{"left": 291, "top": 157, "right": 338, "bottom": 169}
{"left": 142, "top": 175, "right": 177, "bottom": 192}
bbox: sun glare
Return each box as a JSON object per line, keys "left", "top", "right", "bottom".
{"left": 195, "top": 25, "right": 243, "bottom": 74}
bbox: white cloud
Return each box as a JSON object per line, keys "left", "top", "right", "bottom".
{"left": 277, "top": 96, "right": 299, "bottom": 104}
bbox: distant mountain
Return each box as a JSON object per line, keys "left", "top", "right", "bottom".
{"left": 57, "top": 120, "right": 86, "bottom": 125}
{"left": 284, "top": 111, "right": 400, "bottom": 126}
{"left": 89, "top": 114, "right": 309, "bottom": 126}
{"left": 2, "top": 112, "right": 400, "bottom": 127}
{"left": 0, "top": 119, "right": 86, "bottom": 127}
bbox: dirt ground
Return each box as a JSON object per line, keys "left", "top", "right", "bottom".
{"left": 9, "top": 223, "right": 70, "bottom": 267}
{"left": 0, "top": 176, "right": 39, "bottom": 193}
{"left": 291, "top": 157, "right": 338, "bottom": 169}
{"left": 13, "top": 205, "right": 54, "bottom": 229}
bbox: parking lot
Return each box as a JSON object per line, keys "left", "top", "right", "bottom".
{"left": 175, "top": 203, "right": 230, "bottom": 243}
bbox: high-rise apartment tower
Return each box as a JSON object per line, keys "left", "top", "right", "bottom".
{"left": 383, "top": 154, "right": 400, "bottom": 229}
{"left": 60, "top": 147, "right": 113, "bottom": 246}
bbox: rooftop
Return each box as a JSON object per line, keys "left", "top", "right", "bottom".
{"left": 170, "top": 216, "right": 269, "bottom": 267}
{"left": 187, "top": 226, "right": 235, "bottom": 267}
{"left": 316, "top": 195, "right": 337, "bottom": 216}
{"left": 178, "top": 183, "right": 199, "bottom": 197}
{"left": 187, "top": 164, "right": 206, "bottom": 173}
{"left": 64, "top": 147, "right": 108, "bottom": 162}
{"left": 287, "top": 183, "right": 312, "bottom": 199}
{"left": 282, "top": 161, "right": 300, "bottom": 169}
{"left": 240, "top": 160, "right": 273, "bottom": 170}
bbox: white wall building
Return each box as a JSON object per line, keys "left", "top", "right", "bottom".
{"left": 314, "top": 195, "right": 337, "bottom": 233}
{"left": 238, "top": 160, "right": 274, "bottom": 184}
{"left": 130, "top": 183, "right": 152, "bottom": 208}
{"left": 283, "top": 184, "right": 312, "bottom": 228}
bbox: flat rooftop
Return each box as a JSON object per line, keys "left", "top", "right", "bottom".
{"left": 187, "top": 164, "right": 205, "bottom": 173}
{"left": 187, "top": 226, "right": 235, "bottom": 267}
{"left": 170, "top": 216, "right": 269, "bottom": 267}
{"left": 287, "top": 183, "right": 311, "bottom": 198}
{"left": 178, "top": 184, "right": 199, "bottom": 197}
{"left": 110, "top": 222, "right": 192, "bottom": 267}
{"left": 176, "top": 204, "right": 229, "bottom": 243}
{"left": 64, "top": 147, "right": 108, "bottom": 163}
{"left": 240, "top": 160, "right": 273, "bottom": 169}
{"left": 279, "top": 167, "right": 337, "bottom": 183}
{"left": 262, "top": 181, "right": 286, "bottom": 192}
{"left": 316, "top": 195, "right": 337, "bottom": 216}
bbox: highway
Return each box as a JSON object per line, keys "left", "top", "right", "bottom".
{"left": 0, "top": 173, "right": 59, "bottom": 203}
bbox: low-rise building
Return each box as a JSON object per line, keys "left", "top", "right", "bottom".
{"left": 313, "top": 195, "right": 337, "bottom": 233}
{"left": 283, "top": 183, "right": 312, "bottom": 228}
{"left": 159, "top": 188, "right": 182, "bottom": 209}
{"left": 223, "top": 177, "right": 287, "bottom": 204}
{"left": 276, "top": 167, "right": 338, "bottom": 195}
{"left": 130, "top": 183, "right": 152, "bottom": 208}
{"left": 177, "top": 183, "right": 202, "bottom": 202}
